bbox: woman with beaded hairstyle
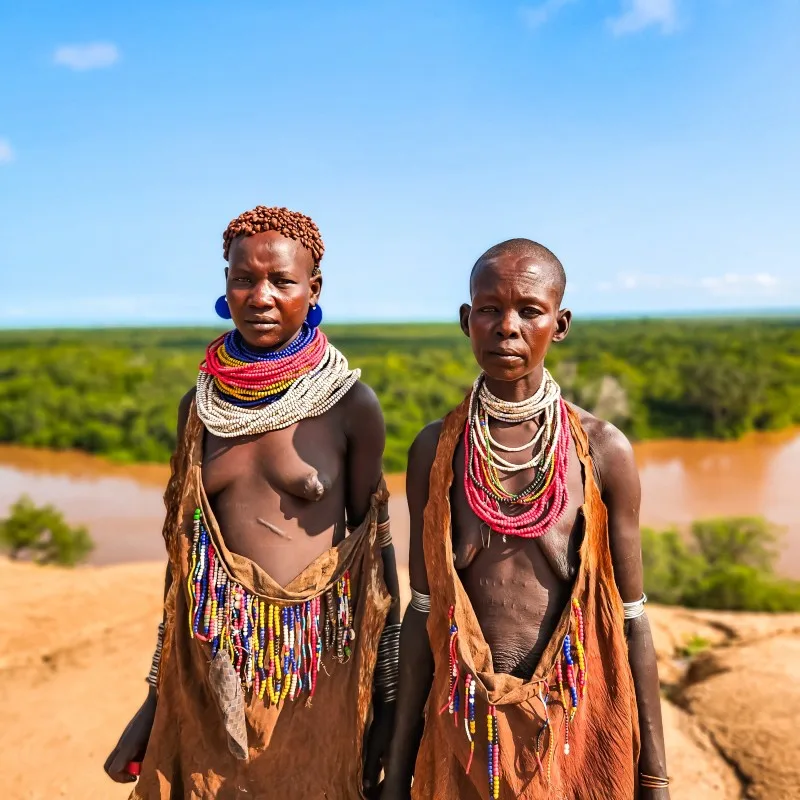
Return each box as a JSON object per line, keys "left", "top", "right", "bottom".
{"left": 104, "top": 206, "right": 401, "bottom": 799}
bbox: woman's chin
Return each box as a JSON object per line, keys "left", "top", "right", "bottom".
{"left": 236, "top": 324, "right": 293, "bottom": 352}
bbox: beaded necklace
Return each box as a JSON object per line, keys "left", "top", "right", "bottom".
{"left": 463, "top": 369, "right": 570, "bottom": 539}
{"left": 204, "top": 326, "right": 320, "bottom": 407}
{"left": 196, "top": 326, "right": 360, "bottom": 437}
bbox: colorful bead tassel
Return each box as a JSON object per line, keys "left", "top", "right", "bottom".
{"left": 187, "top": 508, "right": 354, "bottom": 705}
{"left": 488, "top": 704, "right": 499, "bottom": 799}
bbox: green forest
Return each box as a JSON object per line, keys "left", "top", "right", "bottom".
{"left": 0, "top": 317, "right": 798, "bottom": 472}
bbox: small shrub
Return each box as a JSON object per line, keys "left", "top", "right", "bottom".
{"left": 642, "top": 516, "right": 800, "bottom": 613}
{"left": 0, "top": 495, "right": 94, "bottom": 566}
{"left": 676, "top": 635, "right": 712, "bottom": 659}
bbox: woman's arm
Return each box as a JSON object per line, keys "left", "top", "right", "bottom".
{"left": 343, "top": 382, "right": 401, "bottom": 796}
{"left": 381, "top": 421, "right": 442, "bottom": 798}
{"left": 595, "top": 421, "right": 670, "bottom": 800}
{"left": 104, "top": 388, "right": 193, "bottom": 783}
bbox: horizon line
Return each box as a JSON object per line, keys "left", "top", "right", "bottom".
{"left": 1, "top": 306, "right": 799, "bottom": 333}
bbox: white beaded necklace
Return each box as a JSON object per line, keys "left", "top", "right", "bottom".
{"left": 195, "top": 342, "right": 360, "bottom": 437}
{"left": 469, "top": 369, "right": 562, "bottom": 474}
{"left": 476, "top": 368, "right": 561, "bottom": 422}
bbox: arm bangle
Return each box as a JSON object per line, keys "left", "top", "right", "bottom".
{"left": 346, "top": 518, "right": 392, "bottom": 548}
{"left": 146, "top": 622, "right": 165, "bottom": 688}
{"left": 373, "top": 623, "right": 401, "bottom": 702}
{"left": 410, "top": 588, "right": 431, "bottom": 613}
{"left": 376, "top": 519, "right": 392, "bottom": 548}
{"left": 639, "top": 773, "right": 670, "bottom": 788}
{"left": 623, "top": 593, "right": 648, "bottom": 620}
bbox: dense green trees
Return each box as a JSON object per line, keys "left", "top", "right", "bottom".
{"left": 0, "top": 318, "right": 798, "bottom": 471}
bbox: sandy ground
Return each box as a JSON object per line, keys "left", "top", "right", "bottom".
{"left": 1, "top": 559, "right": 798, "bottom": 799}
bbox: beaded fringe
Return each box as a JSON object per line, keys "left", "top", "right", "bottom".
{"left": 187, "top": 508, "right": 355, "bottom": 706}
{"left": 442, "top": 599, "right": 588, "bottom": 797}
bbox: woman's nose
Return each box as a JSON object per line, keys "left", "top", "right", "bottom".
{"left": 495, "top": 310, "right": 520, "bottom": 338}
{"left": 250, "top": 281, "right": 275, "bottom": 308}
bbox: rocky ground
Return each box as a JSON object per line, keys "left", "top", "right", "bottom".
{"left": 1, "top": 559, "right": 797, "bottom": 799}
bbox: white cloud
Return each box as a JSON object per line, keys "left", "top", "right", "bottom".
{"left": 53, "top": 42, "right": 120, "bottom": 71}
{"left": 699, "top": 272, "right": 781, "bottom": 296}
{"left": 521, "top": 0, "right": 577, "bottom": 29}
{"left": 608, "top": 0, "right": 678, "bottom": 36}
{"left": 600, "top": 271, "right": 783, "bottom": 297}
{"left": 0, "top": 138, "right": 13, "bottom": 164}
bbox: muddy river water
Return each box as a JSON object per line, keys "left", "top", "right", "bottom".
{"left": 1, "top": 429, "right": 798, "bottom": 575}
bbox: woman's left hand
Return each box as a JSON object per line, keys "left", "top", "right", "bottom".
{"left": 363, "top": 698, "right": 396, "bottom": 796}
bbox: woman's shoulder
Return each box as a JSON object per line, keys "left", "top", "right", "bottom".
{"left": 340, "top": 379, "right": 383, "bottom": 422}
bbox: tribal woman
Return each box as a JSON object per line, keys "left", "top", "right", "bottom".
{"left": 383, "top": 239, "right": 669, "bottom": 799}
{"left": 103, "top": 206, "right": 401, "bottom": 799}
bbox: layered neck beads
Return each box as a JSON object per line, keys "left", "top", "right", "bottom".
{"left": 464, "top": 369, "right": 570, "bottom": 539}
{"left": 196, "top": 326, "right": 359, "bottom": 437}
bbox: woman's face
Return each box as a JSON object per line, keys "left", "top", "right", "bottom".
{"left": 225, "top": 231, "right": 322, "bottom": 350}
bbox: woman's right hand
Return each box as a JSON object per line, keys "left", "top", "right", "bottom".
{"left": 103, "top": 689, "right": 157, "bottom": 783}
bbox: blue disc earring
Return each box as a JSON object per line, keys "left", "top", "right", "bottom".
{"left": 306, "top": 303, "right": 323, "bottom": 329}
{"left": 215, "top": 295, "right": 232, "bottom": 320}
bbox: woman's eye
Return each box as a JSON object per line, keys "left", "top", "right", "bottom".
{"left": 522, "top": 307, "right": 542, "bottom": 317}
{"left": 479, "top": 306, "right": 497, "bottom": 313}
{"left": 234, "top": 276, "right": 251, "bottom": 284}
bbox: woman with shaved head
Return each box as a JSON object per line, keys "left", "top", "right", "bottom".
{"left": 384, "top": 239, "right": 669, "bottom": 799}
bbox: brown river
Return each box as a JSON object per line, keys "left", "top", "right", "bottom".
{"left": 1, "top": 429, "right": 798, "bottom": 576}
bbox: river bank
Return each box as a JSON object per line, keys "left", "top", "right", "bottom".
{"left": 1, "top": 557, "right": 798, "bottom": 799}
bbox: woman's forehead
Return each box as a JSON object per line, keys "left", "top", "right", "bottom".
{"left": 471, "top": 258, "right": 563, "bottom": 301}
{"left": 228, "top": 231, "right": 313, "bottom": 272}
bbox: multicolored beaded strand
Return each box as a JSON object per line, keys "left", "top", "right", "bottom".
{"left": 555, "top": 659, "right": 570, "bottom": 755}
{"left": 572, "top": 598, "right": 587, "bottom": 698}
{"left": 464, "top": 674, "right": 477, "bottom": 774}
{"left": 488, "top": 704, "right": 499, "bottom": 799}
{"left": 187, "top": 509, "right": 357, "bottom": 706}
{"left": 439, "top": 606, "right": 460, "bottom": 723}
{"left": 550, "top": 599, "right": 589, "bottom": 758}
{"left": 535, "top": 684, "right": 551, "bottom": 781}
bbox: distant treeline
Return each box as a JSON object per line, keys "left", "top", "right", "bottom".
{"left": 0, "top": 317, "right": 798, "bottom": 472}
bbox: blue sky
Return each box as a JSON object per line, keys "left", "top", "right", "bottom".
{"left": 1, "top": 0, "right": 798, "bottom": 326}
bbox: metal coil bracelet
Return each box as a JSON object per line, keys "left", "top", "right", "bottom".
{"left": 623, "top": 593, "right": 647, "bottom": 620}
{"left": 373, "top": 623, "right": 401, "bottom": 702}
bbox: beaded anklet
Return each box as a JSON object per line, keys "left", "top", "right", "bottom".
{"left": 187, "top": 508, "right": 354, "bottom": 705}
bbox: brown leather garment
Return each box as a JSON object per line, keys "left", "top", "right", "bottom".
{"left": 132, "top": 404, "right": 392, "bottom": 799}
{"left": 412, "top": 398, "right": 640, "bottom": 800}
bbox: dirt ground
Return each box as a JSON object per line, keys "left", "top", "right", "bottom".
{"left": 1, "top": 559, "right": 798, "bottom": 799}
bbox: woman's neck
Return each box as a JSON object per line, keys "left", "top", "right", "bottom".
{"left": 483, "top": 363, "right": 546, "bottom": 403}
